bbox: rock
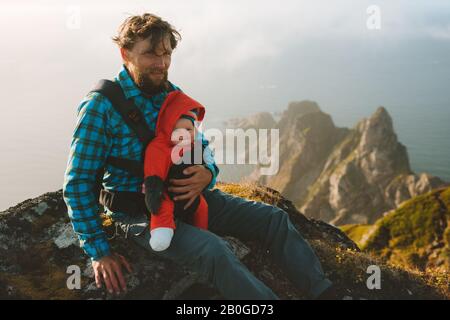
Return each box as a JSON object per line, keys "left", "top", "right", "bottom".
{"left": 51, "top": 222, "right": 78, "bottom": 249}
{"left": 0, "top": 184, "right": 447, "bottom": 299}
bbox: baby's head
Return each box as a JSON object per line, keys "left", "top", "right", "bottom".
{"left": 171, "top": 110, "right": 198, "bottom": 146}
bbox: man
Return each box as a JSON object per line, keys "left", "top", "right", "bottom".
{"left": 63, "top": 13, "right": 334, "bottom": 299}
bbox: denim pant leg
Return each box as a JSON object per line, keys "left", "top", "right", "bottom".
{"left": 113, "top": 212, "right": 278, "bottom": 300}
{"left": 203, "top": 189, "right": 333, "bottom": 299}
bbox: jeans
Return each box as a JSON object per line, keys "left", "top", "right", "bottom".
{"left": 112, "top": 188, "right": 332, "bottom": 299}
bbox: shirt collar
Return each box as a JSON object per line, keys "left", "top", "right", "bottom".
{"left": 115, "top": 65, "right": 178, "bottom": 101}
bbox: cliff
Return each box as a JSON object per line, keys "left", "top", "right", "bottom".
{"left": 237, "top": 102, "right": 448, "bottom": 225}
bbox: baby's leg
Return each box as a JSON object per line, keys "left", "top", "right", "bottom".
{"left": 192, "top": 195, "right": 208, "bottom": 230}
{"left": 149, "top": 193, "right": 176, "bottom": 251}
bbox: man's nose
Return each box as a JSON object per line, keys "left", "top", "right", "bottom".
{"left": 154, "top": 56, "right": 166, "bottom": 69}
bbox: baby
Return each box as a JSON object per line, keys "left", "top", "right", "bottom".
{"left": 143, "top": 91, "right": 209, "bottom": 251}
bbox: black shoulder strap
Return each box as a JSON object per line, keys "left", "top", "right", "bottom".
{"left": 91, "top": 79, "right": 155, "bottom": 145}
{"left": 90, "top": 79, "right": 155, "bottom": 178}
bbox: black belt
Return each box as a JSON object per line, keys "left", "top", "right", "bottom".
{"left": 99, "top": 189, "right": 149, "bottom": 217}
{"left": 100, "top": 189, "right": 198, "bottom": 224}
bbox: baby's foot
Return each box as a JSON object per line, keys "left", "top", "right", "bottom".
{"left": 149, "top": 227, "right": 174, "bottom": 251}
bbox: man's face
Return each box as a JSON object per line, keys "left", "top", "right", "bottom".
{"left": 122, "top": 35, "right": 172, "bottom": 95}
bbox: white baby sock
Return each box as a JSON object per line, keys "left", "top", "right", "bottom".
{"left": 149, "top": 227, "right": 174, "bottom": 251}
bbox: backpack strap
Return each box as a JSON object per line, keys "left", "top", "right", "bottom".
{"left": 92, "top": 79, "right": 155, "bottom": 146}
{"left": 90, "top": 79, "right": 155, "bottom": 178}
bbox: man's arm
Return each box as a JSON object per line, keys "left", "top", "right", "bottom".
{"left": 63, "top": 92, "right": 133, "bottom": 294}
{"left": 63, "top": 93, "right": 112, "bottom": 261}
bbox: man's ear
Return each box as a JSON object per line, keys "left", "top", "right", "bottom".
{"left": 120, "top": 47, "right": 129, "bottom": 62}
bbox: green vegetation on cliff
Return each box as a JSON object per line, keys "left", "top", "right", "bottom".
{"left": 341, "top": 187, "right": 450, "bottom": 274}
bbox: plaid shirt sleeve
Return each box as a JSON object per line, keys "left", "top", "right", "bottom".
{"left": 200, "top": 131, "right": 220, "bottom": 190}
{"left": 63, "top": 93, "right": 112, "bottom": 261}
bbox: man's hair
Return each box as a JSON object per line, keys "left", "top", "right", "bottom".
{"left": 112, "top": 13, "right": 181, "bottom": 51}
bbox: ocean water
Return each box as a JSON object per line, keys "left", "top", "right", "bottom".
{"left": 0, "top": 103, "right": 448, "bottom": 212}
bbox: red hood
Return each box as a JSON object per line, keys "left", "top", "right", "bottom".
{"left": 155, "top": 91, "right": 205, "bottom": 138}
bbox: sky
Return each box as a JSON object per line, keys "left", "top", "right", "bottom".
{"left": 0, "top": 0, "right": 449, "bottom": 210}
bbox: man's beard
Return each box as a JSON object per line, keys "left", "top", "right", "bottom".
{"left": 131, "top": 66, "right": 169, "bottom": 96}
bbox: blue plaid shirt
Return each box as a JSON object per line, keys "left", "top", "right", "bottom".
{"left": 63, "top": 66, "right": 219, "bottom": 261}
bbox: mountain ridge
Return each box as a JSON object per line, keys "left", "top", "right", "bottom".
{"left": 230, "top": 101, "right": 448, "bottom": 225}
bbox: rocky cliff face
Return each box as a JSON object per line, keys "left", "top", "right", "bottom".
{"left": 0, "top": 183, "right": 448, "bottom": 300}
{"left": 239, "top": 102, "right": 448, "bottom": 225}
{"left": 223, "top": 112, "right": 277, "bottom": 131}
{"left": 218, "top": 112, "right": 277, "bottom": 183}
{"left": 342, "top": 186, "right": 450, "bottom": 273}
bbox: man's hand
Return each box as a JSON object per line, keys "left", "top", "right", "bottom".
{"left": 92, "top": 253, "right": 132, "bottom": 295}
{"left": 168, "top": 165, "right": 212, "bottom": 209}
